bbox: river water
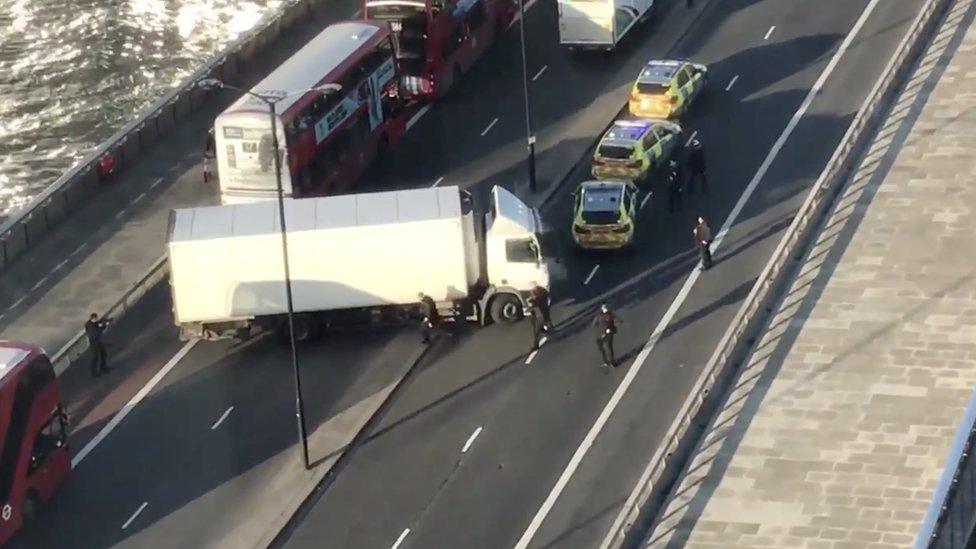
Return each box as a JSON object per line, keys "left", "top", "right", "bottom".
{"left": 0, "top": 0, "right": 284, "bottom": 220}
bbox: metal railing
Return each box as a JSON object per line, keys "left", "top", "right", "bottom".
{"left": 0, "top": 0, "right": 320, "bottom": 273}
{"left": 602, "top": 0, "right": 955, "bottom": 545}
{"left": 50, "top": 256, "right": 168, "bottom": 375}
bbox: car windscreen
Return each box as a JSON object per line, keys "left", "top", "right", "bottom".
{"left": 636, "top": 81, "right": 669, "bottom": 95}
{"left": 597, "top": 144, "right": 632, "bottom": 159}
{"left": 580, "top": 188, "right": 623, "bottom": 225}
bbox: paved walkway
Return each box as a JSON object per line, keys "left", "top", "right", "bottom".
{"left": 644, "top": 0, "right": 976, "bottom": 547}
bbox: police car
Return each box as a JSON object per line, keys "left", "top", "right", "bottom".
{"left": 592, "top": 118, "right": 682, "bottom": 182}
{"left": 628, "top": 59, "right": 708, "bottom": 119}
{"left": 571, "top": 180, "right": 639, "bottom": 250}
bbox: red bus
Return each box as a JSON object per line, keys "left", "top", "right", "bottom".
{"left": 0, "top": 341, "right": 69, "bottom": 545}
{"left": 364, "top": 0, "right": 516, "bottom": 100}
{"left": 214, "top": 21, "right": 413, "bottom": 203}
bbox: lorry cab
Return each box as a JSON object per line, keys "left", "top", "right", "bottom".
{"left": 482, "top": 186, "right": 550, "bottom": 321}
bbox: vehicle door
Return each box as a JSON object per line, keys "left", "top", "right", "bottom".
{"left": 655, "top": 126, "right": 677, "bottom": 160}
{"left": 622, "top": 184, "right": 637, "bottom": 220}
{"left": 686, "top": 63, "right": 706, "bottom": 98}
{"left": 674, "top": 67, "right": 694, "bottom": 114}
{"left": 641, "top": 129, "right": 662, "bottom": 170}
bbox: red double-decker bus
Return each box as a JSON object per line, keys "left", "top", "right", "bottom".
{"left": 214, "top": 21, "right": 414, "bottom": 203}
{"left": 364, "top": 0, "right": 516, "bottom": 100}
{"left": 0, "top": 341, "right": 69, "bottom": 545}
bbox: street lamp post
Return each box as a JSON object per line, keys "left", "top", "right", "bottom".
{"left": 197, "top": 78, "right": 340, "bottom": 470}
{"left": 517, "top": 0, "right": 537, "bottom": 193}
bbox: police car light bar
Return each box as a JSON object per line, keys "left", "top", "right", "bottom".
{"left": 613, "top": 120, "right": 651, "bottom": 128}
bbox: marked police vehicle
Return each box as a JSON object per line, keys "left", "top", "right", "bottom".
{"left": 592, "top": 119, "right": 682, "bottom": 182}
{"left": 629, "top": 59, "right": 708, "bottom": 119}
{"left": 571, "top": 180, "right": 639, "bottom": 250}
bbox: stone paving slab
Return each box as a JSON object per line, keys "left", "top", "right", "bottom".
{"left": 644, "top": 0, "right": 976, "bottom": 547}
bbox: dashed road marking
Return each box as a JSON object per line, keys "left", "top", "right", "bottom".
{"left": 149, "top": 177, "right": 164, "bottom": 190}
{"left": 53, "top": 258, "right": 70, "bottom": 272}
{"left": 725, "top": 75, "right": 739, "bottom": 92}
{"left": 406, "top": 105, "right": 431, "bottom": 131}
{"left": 70, "top": 244, "right": 86, "bottom": 257}
{"left": 583, "top": 265, "right": 600, "bottom": 285}
{"left": 9, "top": 296, "right": 26, "bottom": 309}
{"left": 685, "top": 130, "right": 699, "bottom": 147}
{"left": 122, "top": 502, "right": 148, "bottom": 530}
{"left": 211, "top": 406, "right": 234, "bottom": 430}
{"left": 461, "top": 426, "right": 483, "bottom": 453}
{"left": 764, "top": 25, "right": 776, "bottom": 40}
{"left": 115, "top": 208, "right": 129, "bottom": 221}
{"left": 480, "top": 118, "right": 499, "bottom": 137}
{"left": 432, "top": 176, "right": 445, "bottom": 187}
{"left": 132, "top": 191, "right": 148, "bottom": 204}
{"left": 29, "top": 277, "right": 47, "bottom": 292}
{"left": 532, "top": 65, "right": 548, "bottom": 81}
{"left": 525, "top": 336, "right": 548, "bottom": 364}
{"left": 392, "top": 528, "right": 411, "bottom": 549}
{"left": 640, "top": 192, "right": 653, "bottom": 210}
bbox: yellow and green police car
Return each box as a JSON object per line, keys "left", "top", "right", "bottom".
{"left": 571, "top": 180, "right": 639, "bottom": 250}
{"left": 628, "top": 59, "right": 708, "bottom": 119}
{"left": 592, "top": 118, "right": 682, "bottom": 182}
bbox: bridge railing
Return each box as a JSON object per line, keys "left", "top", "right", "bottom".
{"left": 599, "top": 0, "right": 956, "bottom": 546}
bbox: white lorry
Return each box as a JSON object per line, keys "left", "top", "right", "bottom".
{"left": 167, "top": 185, "right": 550, "bottom": 341}
{"left": 557, "top": 0, "right": 654, "bottom": 50}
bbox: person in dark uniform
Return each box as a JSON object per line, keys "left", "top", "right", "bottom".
{"left": 592, "top": 304, "right": 622, "bottom": 368}
{"left": 528, "top": 283, "right": 552, "bottom": 332}
{"left": 693, "top": 216, "right": 714, "bottom": 270}
{"left": 667, "top": 160, "right": 684, "bottom": 213}
{"left": 686, "top": 139, "right": 708, "bottom": 195}
{"left": 203, "top": 128, "right": 216, "bottom": 183}
{"left": 85, "top": 313, "right": 112, "bottom": 377}
{"left": 418, "top": 293, "right": 440, "bottom": 344}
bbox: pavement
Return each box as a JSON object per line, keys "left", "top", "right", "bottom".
{"left": 643, "top": 0, "right": 976, "bottom": 546}
{"left": 2, "top": 0, "right": 928, "bottom": 546}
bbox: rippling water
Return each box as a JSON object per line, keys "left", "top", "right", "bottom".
{"left": 0, "top": 0, "right": 284, "bottom": 220}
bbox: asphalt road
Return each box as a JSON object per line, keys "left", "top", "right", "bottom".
{"left": 7, "top": 0, "right": 923, "bottom": 546}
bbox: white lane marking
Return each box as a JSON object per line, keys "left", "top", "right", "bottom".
{"left": 432, "top": 176, "right": 445, "bottom": 187}
{"left": 114, "top": 207, "right": 129, "bottom": 221}
{"left": 725, "top": 75, "right": 739, "bottom": 92}
{"left": 132, "top": 191, "right": 147, "bottom": 204}
{"left": 640, "top": 192, "right": 653, "bottom": 210}
{"left": 517, "top": 1, "right": 882, "bottom": 546}
{"left": 70, "top": 244, "right": 86, "bottom": 257}
{"left": 480, "top": 118, "right": 499, "bottom": 137}
{"left": 525, "top": 336, "right": 548, "bottom": 364}
{"left": 461, "top": 426, "right": 484, "bottom": 453}
{"left": 764, "top": 25, "right": 776, "bottom": 40}
{"left": 53, "top": 258, "right": 70, "bottom": 272}
{"left": 583, "top": 265, "right": 600, "bottom": 285}
{"left": 211, "top": 406, "right": 234, "bottom": 430}
{"left": 122, "top": 502, "right": 148, "bottom": 530}
{"left": 29, "top": 277, "right": 48, "bottom": 292}
{"left": 532, "top": 65, "right": 548, "bottom": 81}
{"left": 684, "top": 130, "right": 699, "bottom": 147}
{"left": 406, "top": 105, "right": 431, "bottom": 131}
{"left": 149, "top": 177, "right": 164, "bottom": 190}
{"left": 9, "top": 296, "right": 26, "bottom": 309}
{"left": 73, "top": 340, "right": 198, "bottom": 468}
{"left": 392, "top": 528, "right": 411, "bottom": 549}
{"left": 506, "top": 0, "right": 539, "bottom": 29}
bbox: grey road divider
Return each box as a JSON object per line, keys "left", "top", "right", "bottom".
{"left": 0, "top": 0, "right": 326, "bottom": 274}
{"left": 599, "top": 0, "right": 955, "bottom": 546}
{"left": 50, "top": 255, "right": 168, "bottom": 376}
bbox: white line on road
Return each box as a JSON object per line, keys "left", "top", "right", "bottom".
{"left": 73, "top": 340, "right": 198, "bottom": 468}
{"left": 640, "top": 192, "right": 653, "bottom": 210}
{"left": 461, "top": 426, "right": 484, "bottom": 453}
{"left": 764, "top": 25, "right": 776, "bottom": 40}
{"left": 583, "top": 265, "right": 600, "bottom": 285}
{"left": 132, "top": 191, "right": 147, "bottom": 204}
{"left": 725, "top": 75, "right": 739, "bottom": 92}
{"left": 149, "top": 177, "right": 164, "bottom": 190}
{"left": 525, "top": 336, "right": 548, "bottom": 364}
{"left": 432, "top": 176, "right": 445, "bottom": 187}
{"left": 480, "top": 118, "right": 499, "bottom": 137}
{"left": 406, "top": 105, "right": 431, "bottom": 131}
{"left": 9, "top": 296, "right": 26, "bottom": 309}
{"left": 53, "top": 258, "right": 70, "bottom": 272}
{"left": 122, "top": 502, "right": 148, "bottom": 530}
{"left": 392, "top": 528, "right": 411, "bottom": 549}
{"left": 211, "top": 406, "right": 234, "bottom": 430}
{"left": 70, "top": 244, "right": 86, "bottom": 257}
{"left": 114, "top": 208, "right": 129, "bottom": 221}
{"left": 516, "top": 1, "right": 882, "bottom": 546}
{"left": 532, "top": 65, "right": 548, "bottom": 81}
{"left": 29, "top": 277, "right": 47, "bottom": 292}
{"left": 684, "top": 130, "right": 699, "bottom": 147}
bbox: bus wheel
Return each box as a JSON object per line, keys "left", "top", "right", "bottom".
{"left": 490, "top": 294, "right": 523, "bottom": 324}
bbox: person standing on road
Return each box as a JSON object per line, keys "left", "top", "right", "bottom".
{"left": 203, "top": 128, "right": 216, "bottom": 183}
{"left": 693, "top": 216, "right": 714, "bottom": 270}
{"left": 686, "top": 139, "right": 708, "bottom": 195}
{"left": 528, "top": 283, "right": 552, "bottom": 332}
{"left": 592, "top": 304, "right": 622, "bottom": 368}
{"left": 85, "top": 313, "right": 112, "bottom": 377}
{"left": 667, "top": 160, "right": 684, "bottom": 213}
{"left": 419, "top": 293, "right": 440, "bottom": 345}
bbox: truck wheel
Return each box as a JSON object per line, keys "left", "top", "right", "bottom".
{"left": 276, "top": 314, "right": 316, "bottom": 344}
{"left": 490, "top": 294, "right": 523, "bottom": 324}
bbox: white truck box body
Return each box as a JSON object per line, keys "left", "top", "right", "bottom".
{"left": 557, "top": 0, "right": 653, "bottom": 49}
{"left": 168, "top": 187, "right": 475, "bottom": 324}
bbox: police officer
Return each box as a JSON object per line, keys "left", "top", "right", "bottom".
{"left": 693, "top": 216, "right": 714, "bottom": 270}
{"left": 528, "top": 283, "right": 552, "bottom": 332}
{"left": 686, "top": 139, "right": 708, "bottom": 195}
{"left": 418, "top": 292, "right": 439, "bottom": 345}
{"left": 85, "top": 313, "right": 112, "bottom": 377}
{"left": 203, "top": 128, "right": 216, "bottom": 183}
{"left": 592, "top": 304, "right": 622, "bottom": 368}
{"left": 667, "top": 160, "right": 684, "bottom": 213}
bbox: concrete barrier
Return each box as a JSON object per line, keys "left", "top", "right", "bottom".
{"left": 0, "top": 0, "right": 333, "bottom": 274}
{"left": 596, "top": 0, "right": 956, "bottom": 546}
